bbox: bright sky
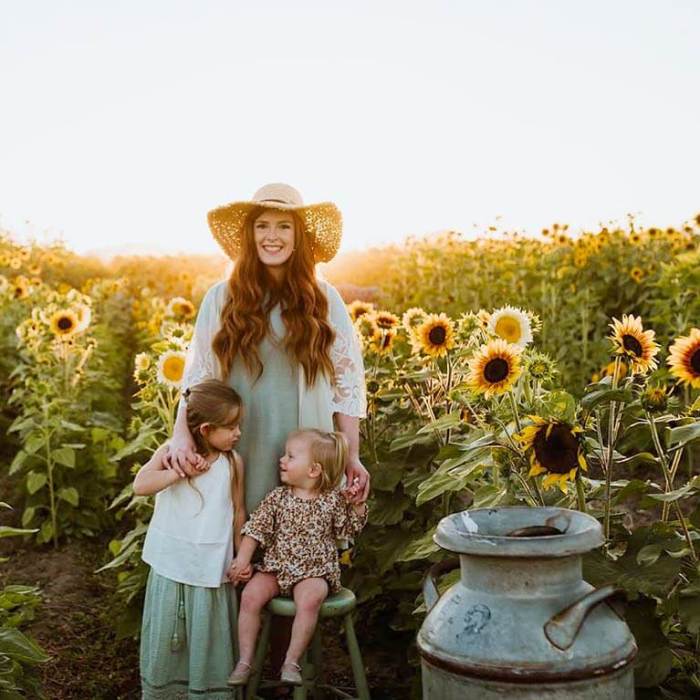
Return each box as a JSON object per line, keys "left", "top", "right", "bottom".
{"left": 1, "top": 0, "right": 699, "bottom": 257}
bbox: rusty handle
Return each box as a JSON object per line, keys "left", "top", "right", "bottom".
{"left": 423, "top": 558, "right": 460, "bottom": 613}
{"left": 544, "top": 584, "right": 625, "bottom": 651}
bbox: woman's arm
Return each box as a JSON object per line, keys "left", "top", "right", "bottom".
{"left": 133, "top": 444, "right": 184, "bottom": 496}
{"left": 334, "top": 413, "right": 370, "bottom": 503}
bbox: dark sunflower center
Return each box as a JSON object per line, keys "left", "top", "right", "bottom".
{"left": 690, "top": 348, "right": 700, "bottom": 375}
{"left": 533, "top": 425, "right": 579, "bottom": 474}
{"left": 622, "top": 334, "right": 643, "bottom": 357}
{"left": 58, "top": 317, "right": 73, "bottom": 330}
{"left": 484, "top": 357, "right": 509, "bottom": 383}
{"left": 428, "top": 326, "right": 446, "bottom": 345}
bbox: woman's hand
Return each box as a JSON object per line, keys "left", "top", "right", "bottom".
{"left": 162, "top": 433, "right": 199, "bottom": 478}
{"left": 344, "top": 456, "right": 370, "bottom": 504}
{"left": 227, "top": 558, "right": 253, "bottom": 585}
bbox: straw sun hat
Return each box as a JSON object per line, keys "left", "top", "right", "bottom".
{"left": 207, "top": 183, "right": 343, "bottom": 263}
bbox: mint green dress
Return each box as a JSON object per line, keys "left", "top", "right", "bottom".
{"left": 229, "top": 304, "right": 299, "bottom": 513}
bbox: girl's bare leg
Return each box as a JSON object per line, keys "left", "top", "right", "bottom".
{"left": 284, "top": 577, "right": 329, "bottom": 666}
{"left": 237, "top": 572, "right": 280, "bottom": 665}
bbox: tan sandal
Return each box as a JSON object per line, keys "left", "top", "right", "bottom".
{"left": 280, "top": 661, "right": 303, "bottom": 685}
{"left": 227, "top": 660, "right": 254, "bottom": 686}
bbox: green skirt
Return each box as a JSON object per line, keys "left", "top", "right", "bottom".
{"left": 140, "top": 569, "right": 238, "bottom": 700}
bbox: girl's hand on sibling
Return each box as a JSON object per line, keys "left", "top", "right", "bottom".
{"left": 193, "top": 454, "right": 211, "bottom": 472}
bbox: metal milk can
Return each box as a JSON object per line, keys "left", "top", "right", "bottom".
{"left": 417, "top": 507, "right": 637, "bottom": 699}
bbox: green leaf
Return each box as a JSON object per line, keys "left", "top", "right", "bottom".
{"left": 21, "top": 507, "right": 36, "bottom": 528}
{"left": 57, "top": 487, "right": 79, "bottom": 507}
{"left": 95, "top": 541, "right": 139, "bottom": 573}
{"left": 416, "top": 411, "right": 461, "bottom": 435}
{"left": 389, "top": 431, "right": 435, "bottom": 452}
{"left": 666, "top": 422, "right": 700, "bottom": 451}
{"left": 0, "top": 628, "right": 49, "bottom": 664}
{"left": 26, "top": 472, "right": 46, "bottom": 495}
{"left": 38, "top": 520, "right": 54, "bottom": 545}
{"left": 472, "top": 483, "right": 508, "bottom": 508}
{"left": 646, "top": 480, "right": 699, "bottom": 502}
{"left": 368, "top": 462, "right": 404, "bottom": 492}
{"left": 541, "top": 390, "right": 576, "bottom": 423}
{"left": 625, "top": 600, "right": 672, "bottom": 687}
{"left": 580, "top": 386, "right": 631, "bottom": 411}
{"left": 23, "top": 434, "right": 45, "bottom": 455}
{"left": 0, "top": 526, "right": 38, "bottom": 539}
{"left": 8, "top": 450, "right": 28, "bottom": 476}
{"left": 53, "top": 447, "right": 76, "bottom": 468}
{"left": 636, "top": 544, "right": 663, "bottom": 566}
{"left": 397, "top": 526, "right": 439, "bottom": 562}
{"left": 7, "top": 416, "right": 37, "bottom": 434}
{"left": 368, "top": 493, "right": 411, "bottom": 526}
{"left": 60, "top": 420, "right": 85, "bottom": 432}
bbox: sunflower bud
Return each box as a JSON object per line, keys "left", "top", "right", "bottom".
{"left": 641, "top": 386, "right": 668, "bottom": 413}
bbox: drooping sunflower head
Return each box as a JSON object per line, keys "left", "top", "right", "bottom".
{"left": 370, "top": 327, "right": 397, "bottom": 355}
{"left": 374, "top": 311, "right": 400, "bottom": 330}
{"left": 166, "top": 297, "right": 196, "bottom": 320}
{"left": 640, "top": 385, "right": 669, "bottom": 413}
{"left": 516, "top": 417, "right": 587, "bottom": 493}
{"left": 49, "top": 309, "right": 79, "bottom": 338}
{"left": 487, "top": 306, "right": 533, "bottom": 348}
{"left": 467, "top": 339, "right": 522, "bottom": 397}
{"left": 156, "top": 350, "right": 186, "bottom": 388}
{"left": 402, "top": 307, "right": 427, "bottom": 335}
{"left": 416, "top": 313, "right": 456, "bottom": 358}
{"left": 667, "top": 328, "right": 700, "bottom": 389}
{"left": 523, "top": 350, "right": 557, "bottom": 383}
{"left": 355, "top": 314, "right": 379, "bottom": 341}
{"left": 347, "top": 300, "right": 375, "bottom": 322}
{"left": 609, "top": 315, "right": 659, "bottom": 374}
{"left": 12, "top": 276, "right": 30, "bottom": 300}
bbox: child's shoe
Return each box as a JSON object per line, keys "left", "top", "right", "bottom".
{"left": 227, "top": 661, "right": 253, "bottom": 686}
{"left": 280, "top": 661, "right": 303, "bottom": 685}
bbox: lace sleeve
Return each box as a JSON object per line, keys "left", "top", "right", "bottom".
{"left": 181, "top": 281, "right": 226, "bottom": 393}
{"left": 325, "top": 282, "right": 367, "bottom": 418}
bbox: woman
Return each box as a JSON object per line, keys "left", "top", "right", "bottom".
{"left": 164, "top": 183, "right": 369, "bottom": 508}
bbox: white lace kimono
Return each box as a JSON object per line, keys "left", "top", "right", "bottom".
{"left": 181, "top": 278, "right": 367, "bottom": 428}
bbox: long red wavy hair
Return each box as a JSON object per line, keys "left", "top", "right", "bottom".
{"left": 213, "top": 206, "right": 335, "bottom": 386}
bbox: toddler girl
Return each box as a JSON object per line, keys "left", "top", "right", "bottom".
{"left": 227, "top": 428, "right": 368, "bottom": 686}
{"left": 134, "top": 379, "right": 249, "bottom": 699}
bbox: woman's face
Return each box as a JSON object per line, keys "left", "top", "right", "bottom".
{"left": 253, "top": 209, "right": 296, "bottom": 269}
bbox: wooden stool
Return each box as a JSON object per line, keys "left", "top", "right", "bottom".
{"left": 245, "top": 587, "right": 371, "bottom": 700}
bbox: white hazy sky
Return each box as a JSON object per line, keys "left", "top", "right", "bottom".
{"left": 1, "top": 0, "right": 699, "bottom": 256}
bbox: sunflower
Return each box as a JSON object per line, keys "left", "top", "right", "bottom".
{"left": 134, "top": 352, "right": 151, "bottom": 371}
{"left": 602, "top": 360, "right": 627, "bottom": 382}
{"left": 467, "top": 339, "right": 522, "bottom": 397}
{"left": 347, "top": 300, "right": 375, "bottom": 322}
{"left": 476, "top": 309, "right": 491, "bottom": 331}
{"left": 12, "top": 276, "right": 29, "bottom": 300}
{"left": 516, "top": 417, "right": 587, "bottom": 493}
{"left": 156, "top": 350, "right": 187, "bottom": 388}
{"left": 355, "top": 315, "right": 378, "bottom": 341}
{"left": 667, "top": 328, "right": 700, "bottom": 389}
{"left": 374, "top": 311, "right": 400, "bottom": 330}
{"left": 609, "top": 315, "right": 659, "bottom": 374}
{"left": 166, "top": 297, "right": 196, "bottom": 320}
{"left": 641, "top": 385, "right": 669, "bottom": 413}
{"left": 487, "top": 306, "right": 533, "bottom": 348}
{"left": 416, "top": 313, "right": 456, "bottom": 358}
{"left": 49, "top": 309, "right": 79, "bottom": 338}
{"left": 629, "top": 267, "right": 644, "bottom": 284}
{"left": 73, "top": 303, "right": 92, "bottom": 333}
{"left": 523, "top": 351, "right": 557, "bottom": 382}
{"left": 401, "top": 307, "right": 427, "bottom": 335}
{"left": 370, "top": 327, "right": 397, "bottom": 354}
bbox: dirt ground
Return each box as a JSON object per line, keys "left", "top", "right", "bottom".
{"left": 1, "top": 539, "right": 415, "bottom": 699}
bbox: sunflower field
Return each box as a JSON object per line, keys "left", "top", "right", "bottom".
{"left": 1, "top": 218, "right": 700, "bottom": 698}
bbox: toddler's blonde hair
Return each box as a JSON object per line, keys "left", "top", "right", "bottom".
{"left": 290, "top": 428, "right": 348, "bottom": 492}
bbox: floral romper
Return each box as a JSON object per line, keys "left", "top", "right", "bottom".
{"left": 241, "top": 486, "right": 368, "bottom": 596}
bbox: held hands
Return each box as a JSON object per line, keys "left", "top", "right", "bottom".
{"left": 227, "top": 557, "right": 253, "bottom": 586}
{"left": 162, "top": 437, "right": 209, "bottom": 478}
{"left": 343, "top": 456, "right": 370, "bottom": 504}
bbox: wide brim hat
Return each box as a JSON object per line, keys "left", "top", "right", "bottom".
{"left": 207, "top": 183, "right": 343, "bottom": 263}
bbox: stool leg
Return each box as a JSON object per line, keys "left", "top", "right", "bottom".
{"left": 293, "top": 649, "right": 309, "bottom": 700}
{"left": 344, "top": 614, "right": 370, "bottom": 700}
{"left": 246, "top": 612, "right": 272, "bottom": 700}
{"left": 311, "top": 625, "right": 324, "bottom": 700}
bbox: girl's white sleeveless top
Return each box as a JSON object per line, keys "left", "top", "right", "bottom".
{"left": 142, "top": 453, "right": 234, "bottom": 588}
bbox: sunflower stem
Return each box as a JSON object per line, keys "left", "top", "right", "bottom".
{"left": 575, "top": 473, "right": 587, "bottom": 513}
{"left": 603, "top": 356, "right": 621, "bottom": 541}
{"left": 647, "top": 412, "right": 697, "bottom": 562}
{"left": 507, "top": 391, "right": 522, "bottom": 434}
